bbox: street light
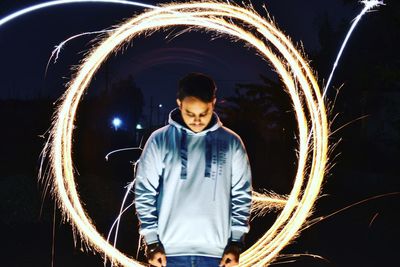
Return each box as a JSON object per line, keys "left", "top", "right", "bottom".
{"left": 112, "top": 117, "right": 122, "bottom": 130}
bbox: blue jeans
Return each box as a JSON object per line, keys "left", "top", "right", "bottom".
{"left": 166, "top": 255, "right": 221, "bottom": 267}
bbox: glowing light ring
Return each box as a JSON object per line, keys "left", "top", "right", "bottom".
{"left": 0, "top": 0, "right": 160, "bottom": 28}
{"left": 48, "top": 2, "right": 328, "bottom": 266}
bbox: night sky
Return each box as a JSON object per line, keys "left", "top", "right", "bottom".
{"left": 1, "top": 1, "right": 399, "bottom": 267}
{"left": 0, "top": 0, "right": 355, "bottom": 105}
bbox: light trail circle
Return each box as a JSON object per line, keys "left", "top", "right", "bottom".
{"left": 49, "top": 2, "right": 329, "bottom": 266}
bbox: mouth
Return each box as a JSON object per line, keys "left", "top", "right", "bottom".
{"left": 190, "top": 124, "right": 205, "bottom": 131}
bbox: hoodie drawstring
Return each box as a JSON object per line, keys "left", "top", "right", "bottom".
{"left": 180, "top": 129, "right": 188, "bottom": 180}
{"left": 205, "top": 132, "right": 213, "bottom": 178}
{"left": 180, "top": 129, "right": 218, "bottom": 183}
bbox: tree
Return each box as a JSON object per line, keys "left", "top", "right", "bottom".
{"left": 218, "top": 74, "right": 297, "bottom": 192}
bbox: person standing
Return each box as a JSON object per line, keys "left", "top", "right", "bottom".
{"left": 135, "top": 73, "right": 252, "bottom": 267}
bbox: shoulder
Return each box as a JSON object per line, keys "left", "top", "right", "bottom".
{"left": 143, "top": 125, "right": 175, "bottom": 148}
{"left": 218, "top": 126, "right": 243, "bottom": 143}
{"left": 217, "top": 126, "right": 247, "bottom": 151}
{"left": 148, "top": 125, "right": 173, "bottom": 139}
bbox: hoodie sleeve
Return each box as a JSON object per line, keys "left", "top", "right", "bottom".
{"left": 231, "top": 137, "right": 252, "bottom": 242}
{"left": 135, "top": 133, "right": 163, "bottom": 245}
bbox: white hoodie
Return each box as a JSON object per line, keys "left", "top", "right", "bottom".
{"left": 135, "top": 108, "right": 252, "bottom": 257}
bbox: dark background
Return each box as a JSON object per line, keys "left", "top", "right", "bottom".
{"left": 0, "top": 0, "right": 399, "bottom": 266}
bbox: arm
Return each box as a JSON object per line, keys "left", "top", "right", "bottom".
{"left": 134, "top": 134, "right": 163, "bottom": 245}
{"left": 135, "top": 135, "right": 167, "bottom": 266}
{"left": 221, "top": 138, "right": 252, "bottom": 267}
{"left": 230, "top": 138, "right": 252, "bottom": 242}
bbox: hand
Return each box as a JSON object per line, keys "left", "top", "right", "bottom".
{"left": 146, "top": 242, "right": 167, "bottom": 267}
{"left": 219, "top": 241, "right": 243, "bottom": 267}
{"left": 219, "top": 252, "right": 239, "bottom": 267}
{"left": 148, "top": 251, "right": 166, "bottom": 267}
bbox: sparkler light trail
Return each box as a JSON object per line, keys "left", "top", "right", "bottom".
{"left": 0, "top": 0, "right": 159, "bottom": 29}
{"left": 45, "top": 29, "right": 114, "bottom": 75}
{"left": 105, "top": 147, "right": 140, "bottom": 161}
{"left": 323, "top": 0, "right": 384, "bottom": 98}
{"left": 106, "top": 180, "right": 136, "bottom": 267}
{"left": 306, "top": 0, "right": 383, "bottom": 161}
{"left": 0, "top": 0, "right": 382, "bottom": 265}
{"left": 44, "top": 1, "right": 329, "bottom": 266}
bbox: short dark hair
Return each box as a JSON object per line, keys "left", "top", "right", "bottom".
{"left": 177, "top": 72, "right": 217, "bottom": 102}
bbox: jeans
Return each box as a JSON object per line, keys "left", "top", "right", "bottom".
{"left": 166, "top": 255, "right": 221, "bottom": 267}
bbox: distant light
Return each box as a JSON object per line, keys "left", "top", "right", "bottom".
{"left": 136, "top": 123, "right": 143, "bottom": 130}
{"left": 158, "top": 104, "right": 163, "bottom": 108}
{"left": 112, "top": 117, "right": 122, "bottom": 130}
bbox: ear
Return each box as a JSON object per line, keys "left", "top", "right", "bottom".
{"left": 176, "top": 99, "right": 182, "bottom": 109}
{"left": 212, "top": 98, "right": 217, "bottom": 106}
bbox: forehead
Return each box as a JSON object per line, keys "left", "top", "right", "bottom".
{"left": 181, "top": 97, "right": 213, "bottom": 113}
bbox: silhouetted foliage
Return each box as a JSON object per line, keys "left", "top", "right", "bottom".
{"left": 311, "top": 0, "right": 400, "bottom": 173}
{"left": 1, "top": 2, "right": 400, "bottom": 265}
{"left": 218, "top": 74, "right": 297, "bottom": 193}
{"left": 74, "top": 75, "right": 144, "bottom": 169}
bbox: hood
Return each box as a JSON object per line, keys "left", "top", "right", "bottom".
{"left": 168, "top": 108, "right": 222, "bottom": 135}
{"left": 167, "top": 108, "right": 222, "bottom": 182}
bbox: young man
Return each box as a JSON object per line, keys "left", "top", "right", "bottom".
{"left": 135, "top": 73, "right": 252, "bottom": 267}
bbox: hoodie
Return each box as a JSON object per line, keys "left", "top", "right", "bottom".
{"left": 135, "top": 108, "right": 252, "bottom": 257}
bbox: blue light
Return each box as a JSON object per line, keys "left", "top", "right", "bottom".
{"left": 112, "top": 117, "right": 122, "bottom": 130}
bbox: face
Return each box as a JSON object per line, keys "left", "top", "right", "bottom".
{"left": 177, "top": 96, "right": 216, "bottom": 133}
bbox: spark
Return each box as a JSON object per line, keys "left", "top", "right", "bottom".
{"left": 0, "top": 0, "right": 160, "bottom": 29}
{"left": 323, "top": 0, "right": 385, "bottom": 98}
{"left": 106, "top": 200, "right": 135, "bottom": 247}
{"left": 273, "top": 253, "right": 330, "bottom": 265}
{"left": 46, "top": 29, "right": 114, "bottom": 75}
{"left": 369, "top": 212, "right": 379, "bottom": 228}
{"left": 104, "top": 147, "right": 142, "bottom": 266}
{"left": 106, "top": 181, "right": 136, "bottom": 267}
{"left": 105, "top": 147, "right": 140, "bottom": 161}
{"left": 44, "top": 1, "right": 329, "bottom": 266}
{"left": 2, "top": 0, "right": 373, "bottom": 265}
{"left": 306, "top": 0, "right": 383, "bottom": 171}
{"left": 251, "top": 191, "right": 290, "bottom": 219}
{"left": 105, "top": 146, "right": 143, "bottom": 267}
{"left": 329, "top": 114, "right": 370, "bottom": 136}
{"left": 301, "top": 192, "right": 400, "bottom": 231}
